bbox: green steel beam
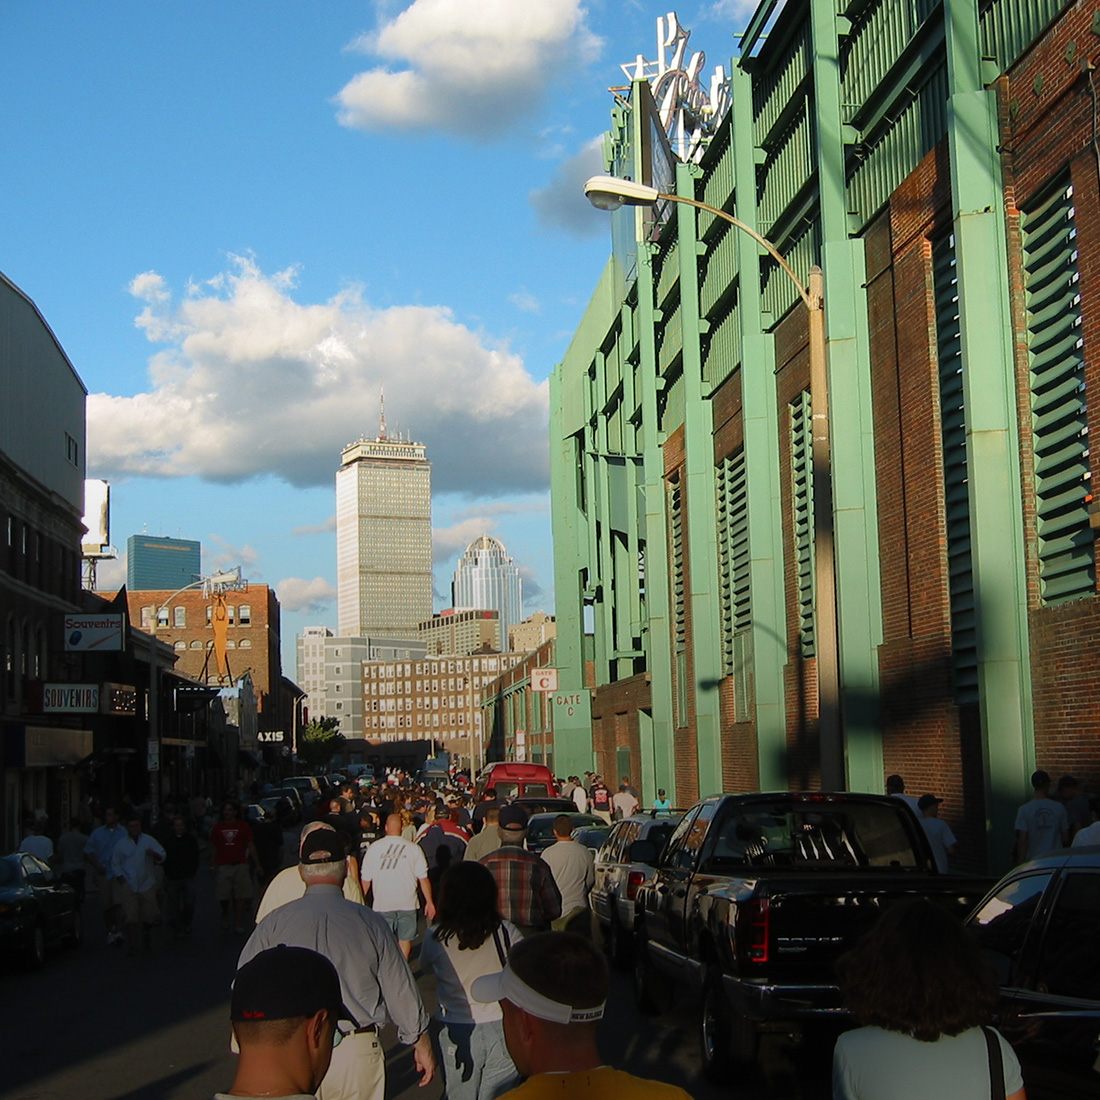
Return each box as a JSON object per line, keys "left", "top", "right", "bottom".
{"left": 809, "top": 1, "right": 884, "bottom": 791}
{"left": 945, "top": 0, "right": 1033, "bottom": 871}
{"left": 731, "top": 64, "right": 789, "bottom": 793}
{"left": 674, "top": 159, "right": 725, "bottom": 793}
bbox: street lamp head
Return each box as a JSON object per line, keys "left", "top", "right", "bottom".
{"left": 584, "top": 175, "right": 661, "bottom": 211}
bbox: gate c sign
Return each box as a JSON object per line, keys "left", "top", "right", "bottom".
{"left": 530, "top": 668, "right": 559, "bottom": 692}
{"left": 552, "top": 691, "right": 588, "bottom": 719}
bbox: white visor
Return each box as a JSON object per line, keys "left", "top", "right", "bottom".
{"left": 471, "top": 964, "right": 605, "bottom": 1025}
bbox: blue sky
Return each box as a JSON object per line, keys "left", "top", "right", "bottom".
{"left": 1, "top": 1, "right": 756, "bottom": 671}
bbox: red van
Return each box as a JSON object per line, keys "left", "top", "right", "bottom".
{"left": 474, "top": 762, "right": 558, "bottom": 800}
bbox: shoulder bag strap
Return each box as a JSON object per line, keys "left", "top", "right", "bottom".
{"left": 492, "top": 925, "right": 508, "bottom": 968}
{"left": 982, "top": 1026, "right": 1006, "bottom": 1100}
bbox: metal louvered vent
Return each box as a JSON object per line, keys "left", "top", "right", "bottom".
{"left": 790, "top": 391, "right": 816, "bottom": 658}
{"left": 669, "top": 478, "right": 688, "bottom": 727}
{"left": 1021, "top": 179, "right": 1095, "bottom": 605}
{"left": 717, "top": 450, "right": 753, "bottom": 721}
{"left": 932, "top": 232, "right": 978, "bottom": 704}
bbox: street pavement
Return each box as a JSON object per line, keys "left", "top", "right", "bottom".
{"left": 0, "top": 831, "right": 832, "bottom": 1100}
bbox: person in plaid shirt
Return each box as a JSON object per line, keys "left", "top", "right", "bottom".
{"left": 479, "top": 804, "right": 561, "bottom": 937}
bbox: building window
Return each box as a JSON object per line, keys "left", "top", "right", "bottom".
{"left": 227, "top": 605, "right": 236, "bottom": 624}
{"left": 190, "top": 640, "right": 203, "bottom": 649}
{"left": 239, "top": 639, "right": 252, "bottom": 649}
{"left": 239, "top": 604, "right": 251, "bottom": 625}
{"left": 65, "top": 432, "right": 79, "bottom": 466}
{"left": 174, "top": 640, "right": 186, "bottom": 650}
{"left": 141, "top": 606, "right": 154, "bottom": 629}
{"left": 156, "top": 606, "right": 169, "bottom": 628}
{"left": 173, "top": 606, "right": 186, "bottom": 628}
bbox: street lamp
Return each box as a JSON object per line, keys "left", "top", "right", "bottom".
{"left": 583, "top": 174, "right": 843, "bottom": 789}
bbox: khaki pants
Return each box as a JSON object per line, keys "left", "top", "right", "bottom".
{"left": 317, "top": 1030, "right": 384, "bottom": 1100}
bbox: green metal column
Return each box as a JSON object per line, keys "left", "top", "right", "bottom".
{"left": 809, "top": 2, "right": 884, "bottom": 790}
{"left": 636, "top": 242, "right": 677, "bottom": 803}
{"left": 945, "top": 0, "right": 1033, "bottom": 869}
{"left": 731, "top": 63, "right": 788, "bottom": 793}
{"left": 675, "top": 160, "right": 725, "bottom": 793}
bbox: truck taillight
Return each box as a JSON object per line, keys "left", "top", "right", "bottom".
{"left": 738, "top": 897, "right": 770, "bottom": 964}
{"left": 626, "top": 870, "right": 646, "bottom": 901}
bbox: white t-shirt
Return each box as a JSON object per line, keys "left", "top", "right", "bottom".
{"left": 920, "top": 816, "right": 957, "bottom": 873}
{"left": 1014, "top": 797, "right": 1069, "bottom": 860}
{"left": 420, "top": 920, "right": 520, "bottom": 1023}
{"left": 360, "top": 834, "right": 428, "bottom": 912}
{"left": 20, "top": 835, "right": 54, "bottom": 862}
{"left": 1071, "top": 820, "right": 1100, "bottom": 847}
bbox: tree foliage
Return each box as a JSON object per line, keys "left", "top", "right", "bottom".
{"left": 298, "top": 717, "right": 344, "bottom": 769}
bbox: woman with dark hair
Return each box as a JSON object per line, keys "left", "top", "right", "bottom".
{"left": 419, "top": 861, "right": 520, "bottom": 1100}
{"left": 833, "top": 898, "right": 1025, "bottom": 1099}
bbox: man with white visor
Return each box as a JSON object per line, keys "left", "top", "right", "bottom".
{"left": 471, "top": 931, "right": 693, "bottom": 1099}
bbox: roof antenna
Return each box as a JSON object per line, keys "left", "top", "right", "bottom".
{"left": 379, "top": 384, "right": 387, "bottom": 441}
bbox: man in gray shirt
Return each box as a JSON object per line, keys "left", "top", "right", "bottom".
{"left": 540, "top": 814, "right": 595, "bottom": 937}
{"left": 237, "top": 830, "right": 435, "bottom": 1100}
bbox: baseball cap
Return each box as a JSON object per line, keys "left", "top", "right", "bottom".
{"left": 300, "top": 829, "right": 343, "bottom": 865}
{"left": 231, "top": 945, "right": 356, "bottom": 1025}
{"left": 917, "top": 794, "right": 943, "bottom": 810}
{"left": 499, "top": 804, "right": 530, "bottom": 831}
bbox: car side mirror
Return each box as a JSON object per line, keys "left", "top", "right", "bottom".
{"left": 629, "top": 839, "right": 659, "bottom": 865}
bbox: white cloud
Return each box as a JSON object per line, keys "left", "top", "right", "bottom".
{"left": 276, "top": 576, "right": 338, "bottom": 613}
{"left": 432, "top": 516, "right": 497, "bottom": 565}
{"left": 94, "top": 552, "right": 128, "bottom": 593}
{"left": 87, "top": 255, "right": 549, "bottom": 495}
{"left": 508, "top": 291, "right": 541, "bottom": 314}
{"left": 334, "top": 0, "right": 601, "bottom": 139}
{"left": 708, "top": 0, "right": 761, "bottom": 27}
{"left": 529, "top": 137, "right": 608, "bottom": 238}
{"left": 293, "top": 515, "right": 337, "bottom": 536}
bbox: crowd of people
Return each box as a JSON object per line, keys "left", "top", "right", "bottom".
{"left": 16, "top": 765, "right": 1099, "bottom": 1098}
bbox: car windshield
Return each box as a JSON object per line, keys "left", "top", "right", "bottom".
{"left": 704, "top": 799, "right": 922, "bottom": 870}
{"left": 0, "top": 859, "right": 17, "bottom": 887}
{"left": 494, "top": 781, "right": 520, "bottom": 799}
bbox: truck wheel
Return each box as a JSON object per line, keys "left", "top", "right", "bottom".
{"left": 700, "top": 971, "right": 733, "bottom": 1080}
{"left": 632, "top": 929, "right": 665, "bottom": 1015}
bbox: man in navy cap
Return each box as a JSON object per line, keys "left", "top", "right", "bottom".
{"left": 480, "top": 803, "right": 561, "bottom": 937}
{"left": 218, "top": 945, "right": 352, "bottom": 1100}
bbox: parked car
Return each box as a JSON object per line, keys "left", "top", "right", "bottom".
{"left": 966, "top": 845, "right": 1100, "bottom": 1100}
{"left": 591, "top": 811, "right": 682, "bottom": 966}
{"left": 269, "top": 786, "right": 305, "bottom": 824}
{"left": 572, "top": 824, "right": 612, "bottom": 856}
{"left": 258, "top": 794, "right": 296, "bottom": 828}
{"left": 631, "top": 792, "right": 995, "bottom": 1077}
{"left": 524, "top": 812, "right": 605, "bottom": 855}
{"left": 283, "top": 775, "right": 323, "bottom": 808}
{"left": 0, "top": 852, "right": 81, "bottom": 969}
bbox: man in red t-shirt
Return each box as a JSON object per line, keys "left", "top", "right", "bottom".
{"left": 209, "top": 801, "right": 260, "bottom": 932}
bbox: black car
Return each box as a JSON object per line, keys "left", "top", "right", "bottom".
{"left": 524, "top": 812, "right": 605, "bottom": 854}
{"left": 967, "top": 846, "right": 1100, "bottom": 1100}
{"left": 0, "top": 852, "right": 81, "bottom": 968}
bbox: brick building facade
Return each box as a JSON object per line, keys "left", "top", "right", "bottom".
{"left": 550, "top": 0, "right": 1094, "bottom": 871}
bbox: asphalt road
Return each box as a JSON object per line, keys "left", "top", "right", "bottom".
{"left": 0, "top": 834, "right": 833, "bottom": 1100}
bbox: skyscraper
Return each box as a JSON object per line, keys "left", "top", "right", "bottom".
{"left": 335, "top": 421, "right": 432, "bottom": 639}
{"left": 127, "top": 534, "right": 201, "bottom": 591}
{"left": 452, "top": 536, "right": 523, "bottom": 650}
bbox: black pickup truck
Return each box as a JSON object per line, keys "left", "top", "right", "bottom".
{"left": 629, "top": 791, "right": 994, "bottom": 1077}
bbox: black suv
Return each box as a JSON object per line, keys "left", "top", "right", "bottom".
{"left": 967, "top": 846, "right": 1100, "bottom": 1100}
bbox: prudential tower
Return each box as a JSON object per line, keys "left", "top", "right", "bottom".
{"left": 335, "top": 406, "right": 432, "bottom": 639}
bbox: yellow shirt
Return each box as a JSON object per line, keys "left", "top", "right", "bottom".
{"left": 499, "top": 1067, "right": 693, "bottom": 1100}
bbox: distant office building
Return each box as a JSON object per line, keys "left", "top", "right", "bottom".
{"left": 299, "top": 630, "right": 427, "bottom": 740}
{"left": 510, "top": 612, "right": 556, "bottom": 653}
{"left": 451, "top": 536, "right": 523, "bottom": 650}
{"left": 418, "top": 608, "right": 501, "bottom": 656}
{"left": 335, "top": 425, "right": 432, "bottom": 639}
{"left": 296, "top": 625, "right": 332, "bottom": 724}
{"left": 362, "top": 649, "right": 525, "bottom": 770}
{"left": 127, "top": 535, "right": 200, "bottom": 591}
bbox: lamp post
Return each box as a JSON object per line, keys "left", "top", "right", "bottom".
{"left": 583, "top": 175, "right": 843, "bottom": 789}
